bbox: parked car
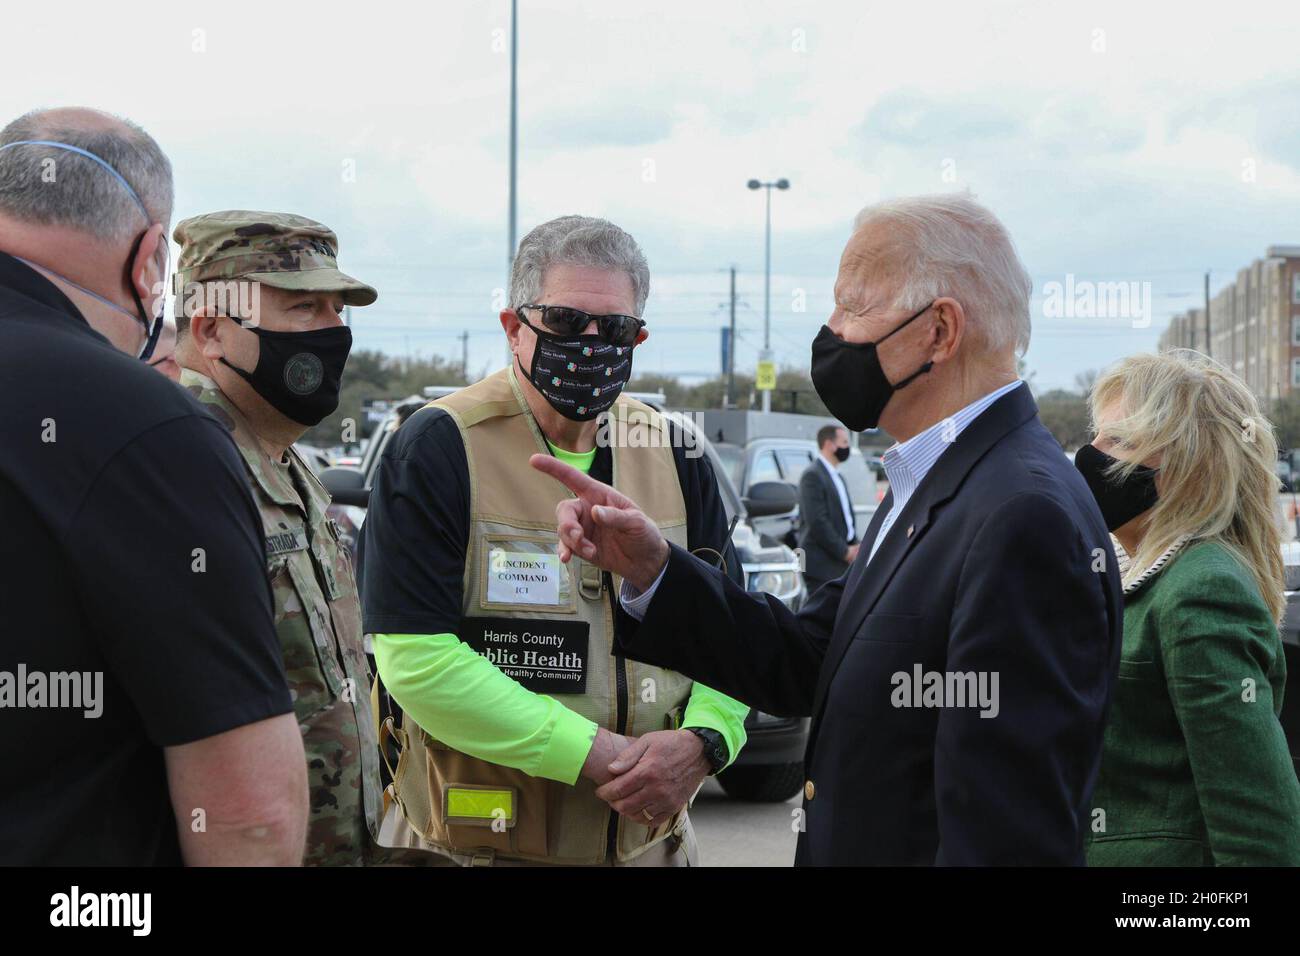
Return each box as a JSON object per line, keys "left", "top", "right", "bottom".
{"left": 660, "top": 412, "right": 806, "bottom": 610}
{"left": 1276, "top": 459, "right": 1294, "bottom": 493}
{"left": 293, "top": 443, "right": 333, "bottom": 476}
{"left": 320, "top": 393, "right": 811, "bottom": 802}
{"left": 717, "top": 437, "right": 880, "bottom": 545}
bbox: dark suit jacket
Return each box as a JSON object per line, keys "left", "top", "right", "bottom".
{"left": 797, "top": 458, "right": 856, "bottom": 583}
{"left": 617, "top": 385, "right": 1122, "bottom": 865}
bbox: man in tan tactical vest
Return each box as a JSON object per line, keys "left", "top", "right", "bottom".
{"left": 172, "top": 211, "right": 384, "bottom": 865}
{"left": 360, "top": 215, "right": 749, "bottom": 866}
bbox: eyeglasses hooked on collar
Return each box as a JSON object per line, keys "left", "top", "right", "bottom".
{"left": 516, "top": 303, "right": 645, "bottom": 347}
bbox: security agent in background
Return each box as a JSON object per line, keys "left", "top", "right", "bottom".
{"left": 797, "top": 424, "right": 860, "bottom": 594}
{"left": 172, "top": 211, "right": 385, "bottom": 866}
{"left": 359, "top": 215, "right": 748, "bottom": 866}
{"left": 0, "top": 109, "right": 307, "bottom": 865}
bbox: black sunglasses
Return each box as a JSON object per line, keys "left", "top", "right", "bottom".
{"left": 516, "top": 304, "right": 645, "bottom": 347}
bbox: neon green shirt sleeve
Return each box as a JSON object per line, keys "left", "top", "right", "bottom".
{"left": 371, "top": 444, "right": 603, "bottom": 785}
{"left": 374, "top": 440, "right": 744, "bottom": 788}
{"left": 682, "top": 682, "right": 749, "bottom": 770}
{"left": 374, "top": 631, "right": 597, "bottom": 785}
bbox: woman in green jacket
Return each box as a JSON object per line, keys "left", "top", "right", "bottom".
{"left": 1078, "top": 349, "right": 1300, "bottom": 866}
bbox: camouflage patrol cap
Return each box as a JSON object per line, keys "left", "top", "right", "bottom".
{"left": 172, "top": 210, "right": 378, "bottom": 306}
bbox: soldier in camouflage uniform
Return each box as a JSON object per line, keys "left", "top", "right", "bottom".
{"left": 171, "top": 211, "right": 382, "bottom": 865}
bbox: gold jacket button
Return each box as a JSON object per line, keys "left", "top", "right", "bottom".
{"left": 906, "top": 524, "right": 915, "bottom": 538}
{"left": 804, "top": 779, "right": 816, "bottom": 801}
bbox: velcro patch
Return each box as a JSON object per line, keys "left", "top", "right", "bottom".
{"left": 459, "top": 617, "right": 589, "bottom": 694}
{"left": 444, "top": 786, "right": 516, "bottom": 827}
{"left": 265, "top": 528, "right": 309, "bottom": 556}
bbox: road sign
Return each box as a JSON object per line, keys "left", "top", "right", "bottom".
{"left": 756, "top": 359, "right": 777, "bottom": 391}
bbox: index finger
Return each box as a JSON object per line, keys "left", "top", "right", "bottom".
{"left": 529, "top": 453, "right": 633, "bottom": 508}
{"left": 529, "top": 452, "right": 595, "bottom": 493}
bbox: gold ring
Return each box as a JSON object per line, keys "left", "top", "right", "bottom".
{"left": 641, "top": 808, "right": 654, "bottom": 823}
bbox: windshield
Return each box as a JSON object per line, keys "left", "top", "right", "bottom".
{"left": 360, "top": 413, "right": 397, "bottom": 483}
{"left": 702, "top": 443, "right": 741, "bottom": 523}
{"left": 713, "top": 443, "right": 745, "bottom": 490}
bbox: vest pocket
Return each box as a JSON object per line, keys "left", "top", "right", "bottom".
{"left": 418, "top": 736, "right": 550, "bottom": 859}
{"left": 272, "top": 558, "right": 345, "bottom": 717}
{"left": 617, "top": 807, "right": 688, "bottom": 861}
{"left": 615, "top": 705, "right": 691, "bottom": 860}
{"left": 478, "top": 534, "right": 576, "bottom": 613}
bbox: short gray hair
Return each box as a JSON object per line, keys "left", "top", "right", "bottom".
{"left": 852, "top": 193, "right": 1032, "bottom": 355}
{"left": 509, "top": 215, "right": 650, "bottom": 315}
{"left": 0, "top": 109, "right": 173, "bottom": 242}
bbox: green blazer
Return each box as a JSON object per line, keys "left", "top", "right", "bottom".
{"left": 1085, "top": 539, "right": 1300, "bottom": 866}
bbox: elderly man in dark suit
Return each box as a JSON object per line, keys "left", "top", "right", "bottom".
{"left": 531, "top": 194, "right": 1122, "bottom": 865}
{"left": 798, "top": 424, "right": 860, "bottom": 595}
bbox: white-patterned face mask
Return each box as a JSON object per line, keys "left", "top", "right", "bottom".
{"left": 518, "top": 327, "right": 633, "bottom": 422}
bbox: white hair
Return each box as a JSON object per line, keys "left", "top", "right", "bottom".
{"left": 852, "top": 193, "right": 1032, "bottom": 355}
{"left": 509, "top": 215, "right": 650, "bottom": 315}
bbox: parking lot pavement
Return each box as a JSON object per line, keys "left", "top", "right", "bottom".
{"left": 689, "top": 778, "right": 800, "bottom": 867}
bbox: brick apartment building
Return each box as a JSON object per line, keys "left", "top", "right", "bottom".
{"left": 1160, "top": 246, "right": 1300, "bottom": 404}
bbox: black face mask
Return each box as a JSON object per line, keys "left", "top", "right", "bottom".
{"left": 520, "top": 329, "right": 633, "bottom": 422}
{"left": 810, "top": 302, "right": 934, "bottom": 431}
{"left": 833, "top": 445, "right": 850, "bottom": 463}
{"left": 221, "top": 324, "right": 353, "bottom": 426}
{"left": 1074, "top": 442, "right": 1160, "bottom": 532}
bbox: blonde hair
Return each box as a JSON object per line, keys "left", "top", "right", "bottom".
{"left": 1090, "top": 349, "right": 1285, "bottom": 621}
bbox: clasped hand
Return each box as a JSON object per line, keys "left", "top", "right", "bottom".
{"left": 529, "top": 453, "right": 708, "bottom": 828}
{"left": 580, "top": 727, "right": 709, "bottom": 829}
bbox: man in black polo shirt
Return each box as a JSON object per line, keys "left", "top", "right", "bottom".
{"left": 0, "top": 107, "right": 307, "bottom": 865}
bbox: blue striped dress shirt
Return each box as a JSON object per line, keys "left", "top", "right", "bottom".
{"left": 868, "top": 379, "right": 1025, "bottom": 564}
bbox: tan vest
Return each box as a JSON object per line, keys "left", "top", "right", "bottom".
{"left": 388, "top": 366, "right": 692, "bottom": 864}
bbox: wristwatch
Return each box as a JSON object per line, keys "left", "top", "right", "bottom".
{"left": 686, "top": 727, "right": 729, "bottom": 775}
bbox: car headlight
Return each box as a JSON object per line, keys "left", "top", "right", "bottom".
{"left": 748, "top": 570, "right": 799, "bottom": 597}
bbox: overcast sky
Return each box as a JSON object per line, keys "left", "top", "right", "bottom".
{"left": 5, "top": 0, "right": 1300, "bottom": 390}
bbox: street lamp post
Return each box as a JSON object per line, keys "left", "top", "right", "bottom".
{"left": 508, "top": 0, "right": 518, "bottom": 284}
{"left": 747, "top": 177, "right": 789, "bottom": 413}
{"left": 506, "top": 0, "right": 518, "bottom": 367}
